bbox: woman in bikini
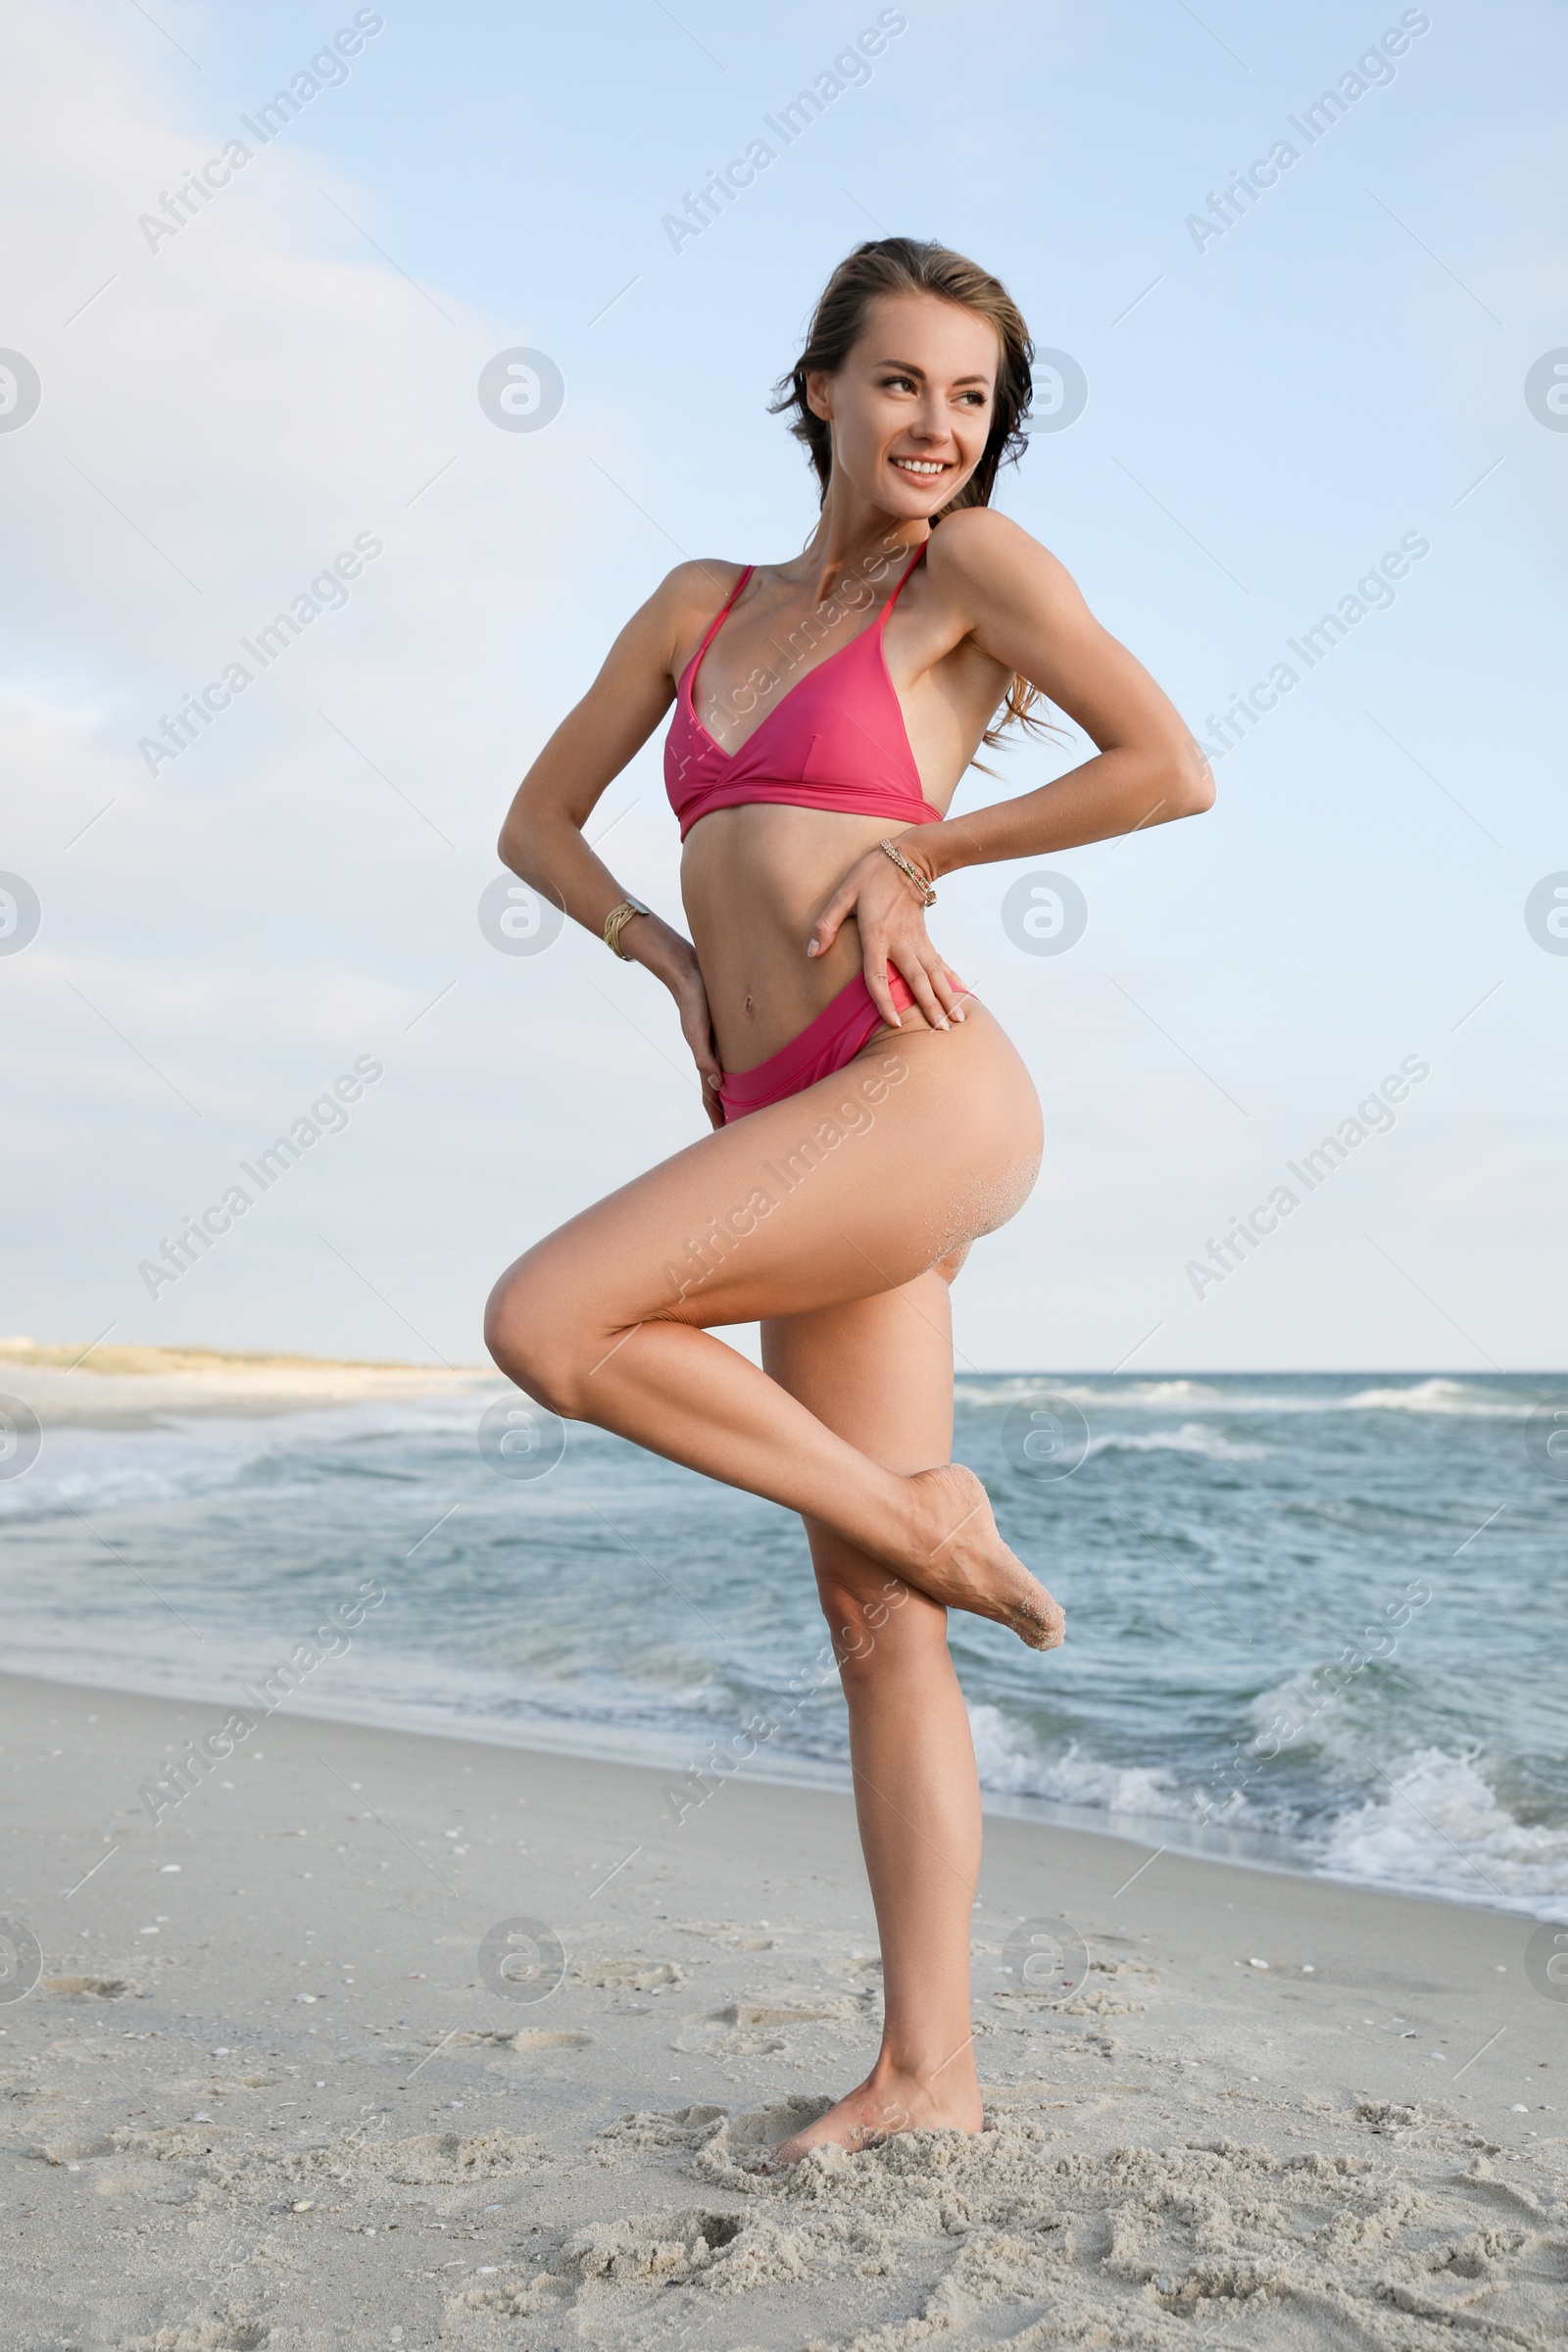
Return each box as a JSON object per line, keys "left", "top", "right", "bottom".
{"left": 486, "top": 238, "right": 1211, "bottom": 2163}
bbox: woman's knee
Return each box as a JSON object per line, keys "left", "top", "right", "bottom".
{"left": 483, "top": 1251, "right": 603, "bottom": 1421}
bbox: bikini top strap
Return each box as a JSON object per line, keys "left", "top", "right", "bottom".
{"left": 688, "top": 564, "right": 754, "bottom": 672}
{"left": 877, "top": 541, "right": 928, "bottom": 629}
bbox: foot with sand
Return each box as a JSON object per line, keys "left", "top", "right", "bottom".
{"left": 904, "top": 1462, "right": 1066, "bottom": 1649}
{"left": 772, "top": 2048, "right": 986, "bottom": 2167}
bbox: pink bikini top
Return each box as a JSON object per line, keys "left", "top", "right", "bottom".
{"left": 664, "top": 544, "right": 944, "bottom": 841}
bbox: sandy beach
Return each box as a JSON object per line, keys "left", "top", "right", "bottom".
{"left": 2, "top": 1669, "right": 1563, "bottom": 2351}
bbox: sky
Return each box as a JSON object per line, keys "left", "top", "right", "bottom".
{"left": 2, "top": 0, "right": 1565, "bottom": 1373}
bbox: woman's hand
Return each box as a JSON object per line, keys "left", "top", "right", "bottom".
{"left": 808, "top": 843, "right": 966, "bottom": 1035}
{"left": 624, "top": 914, "right": 726, "bottom": 1129}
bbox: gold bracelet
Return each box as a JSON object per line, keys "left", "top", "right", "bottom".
{"left": 603, "top": 896, "right": 651, "bottom": 958}
{"left": 879, "top": 838, "right": 937, "bottom": 908}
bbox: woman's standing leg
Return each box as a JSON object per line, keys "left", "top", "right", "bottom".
{"left": 762, "top": 1256, "right": 985, "bottom": 2161}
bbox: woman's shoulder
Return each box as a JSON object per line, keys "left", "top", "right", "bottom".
{"left": 926, "top": 506, "right": 1048, "bottom": 579}
{"left": 924, "top": 508, "right": 1074, "bottom": 619}
{"left": 653, "top": 559, "right": 751, "bottom": 630}
{"left": 626, "top": 561, "right": 750, "bottom": 683}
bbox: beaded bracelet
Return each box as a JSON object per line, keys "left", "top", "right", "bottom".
{"left": 879, "top": 838, "right": 937, "bottom": 908}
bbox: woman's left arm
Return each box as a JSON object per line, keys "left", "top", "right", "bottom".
{"left": 906, "top": 506, "right": 1214, "bottom": 877}
{"left": 808, "top": 511, "right": 1212, "bottom": 1026}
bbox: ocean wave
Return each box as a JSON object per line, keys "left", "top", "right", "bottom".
{"left": 1238, "top": 1646, "right": 1457, "bottom": 1773}
{"left": 967, "top": 1708, "right": 1206, "bottom": 1823}
{"left": 4, "top": 1376, "right": 1558, "bottom": 1923}
{"left": 1339, "top": 1377, "right": 1531, "bottom": 1417}
{"left": 967, "top": 1708, "right": 1568, "bottom": 1917}
{"left": 955, "top": 1378, "right": 1230, "bottom": 1411}
{"left": 0, "top": 1422, "right": 293, "bottom": 1520}
{"left": 1313, "top": 1747, "right": 1568, "bottom": 1918}
{"left": 0, "top": 1395, "right": 620, "bottom": 1525}
{"left": 955, "top": 1375, "right": 1537, "bottom": 1418}
{"left": 1242, "top": 1667, "right": 1401, "bottom": 1757}
{"left": 1084, "top": 1423, "right": 1268, "bottom": 1462}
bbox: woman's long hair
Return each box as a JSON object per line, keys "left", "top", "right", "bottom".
{"left": 770, "top": 237, "right": 1052, "bottom": 752}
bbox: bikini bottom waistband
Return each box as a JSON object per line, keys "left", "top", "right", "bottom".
{"left": 716, "top": 965, "right": 970, "bottom": 1123}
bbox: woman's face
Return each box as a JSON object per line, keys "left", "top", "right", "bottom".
{"left": 806, "top": 289, "right": 1001, "bottom": 518}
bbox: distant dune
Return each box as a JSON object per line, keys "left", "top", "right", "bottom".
{"left": 0, "top": 1337, "right": 480, "bottom": 1376}
{"left": 0, "top": 1337, "right": 496, "bottom": 1427}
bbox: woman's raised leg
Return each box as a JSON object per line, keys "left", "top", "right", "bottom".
{"left": 484, "top": 1009, "right": 1064, "bottom": 1644}
{"left": 762, "top": 1263, "right": 986, "bottom": 2162}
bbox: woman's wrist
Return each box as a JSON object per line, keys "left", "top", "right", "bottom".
{"left": 620, "top": 911, "right": 695, "bottom": 986}
{"left": 892, "top": 825, "right": 958, "bottom": 886}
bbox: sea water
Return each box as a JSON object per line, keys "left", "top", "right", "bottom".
{"left": 3, "top": 1372, "right": 1564, "bottom": 1918}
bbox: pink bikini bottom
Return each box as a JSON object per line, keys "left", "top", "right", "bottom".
{"left": 717, "top": 967, "right": 969, "bottom": 1123}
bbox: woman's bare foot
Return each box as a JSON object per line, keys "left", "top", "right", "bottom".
{"left": 772, "top": 2062, "right": 985, "bottom": 2167}
{"left": 900, "top": 1464, "right": 1065, "bottom": 1649}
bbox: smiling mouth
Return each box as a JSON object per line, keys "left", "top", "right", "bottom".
{"left": 889, "top": 455, "right": 950, "bottom": 477}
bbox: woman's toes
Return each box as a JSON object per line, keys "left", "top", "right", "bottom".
{"left": 1012, "top": 1592, "right": 1066, "bottom": 1651}
{"left": 906, "top": 1463, "right": 1062, "bottom": 1651}
{"left": 772, "top": 2078, "right": 982, "bottom": 2166}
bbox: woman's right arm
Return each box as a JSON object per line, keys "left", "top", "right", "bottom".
{"left": 498, "top": 564, "right": 734, "bottom": 1126}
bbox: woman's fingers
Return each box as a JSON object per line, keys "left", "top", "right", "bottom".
{"left": 811, "top": 849, "right": 930, "bottom": 961}
{"left": 859, "top": 950, "right": 904, "bottom": 1032}
{"left": 674, "top": 985, "right": 726, "bottom": 1127}
{"left": 892, "top": 949, "right": 952, "bottom": 1032}
{"left": 694, "top": 1045, "right": 724, "bottom": 1127}
{"left": 689, "top": 1031, "right": 722, "bottom": 1089}
{"left": 919, "top": 957, "right": 964, "bottom": 1023}
{"left": 807, "top": 884, "right": 855, "bottom": 959}
{"left": 862, "top": 929, "right": 963, "bottom": 1036}
{"left": 808, "top": 851, "right": 962, "bottom": 1038}
{"left": 885, "top": 948, "right": 969, "bottom": 1033}
{"left": 687, "top": 1020, "right": 724, "bottom": 1127}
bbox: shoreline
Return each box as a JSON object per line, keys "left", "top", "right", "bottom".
{"left": 1, "top": 1662, "right": 1554, "bottom": 1929}
{"left": 2, "top": 1669, "right": 1561, "bottom": 2348}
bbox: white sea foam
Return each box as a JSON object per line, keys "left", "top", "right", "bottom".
{"left": 954, "top": 1375, "right": 1530, "bottom": 1417}
{"left": 1084, "top": 1423, "right": 1268, "bottom": 1462}
{"left": 954, "top": 1378, "right": 1230, "bottom": 1411}
{"left": 1340, "top": 1377, "right": 1530, "bottom": 1417}
{"left": 967, "top": 1707, "right": 1202, "bottom": 1823}
{"left": 1314, "top": 1747, "right": 1568, "bottom": 1918}
{"left": 967, "top": 1709, "right": 1568, "bottom": 1917}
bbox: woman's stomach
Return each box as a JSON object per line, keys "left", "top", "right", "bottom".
{"left": 680, "top": 803, "right": 909, "bottom": 1072}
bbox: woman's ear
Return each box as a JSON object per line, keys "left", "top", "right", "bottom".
{"left": 804, "top": 367, "right": 834, "bottom": 423}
